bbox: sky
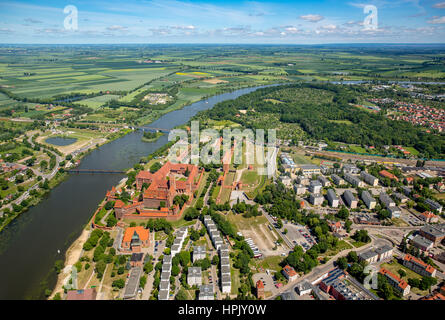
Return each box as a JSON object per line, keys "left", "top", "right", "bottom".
{"left": 0, "top": 0, "right": 445, "bottom": 44}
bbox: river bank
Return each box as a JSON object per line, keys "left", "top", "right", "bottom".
{"left": 0, "top": 84, "right": 274, "bottom": 300}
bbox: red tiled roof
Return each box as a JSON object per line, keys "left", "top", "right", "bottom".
{"left": 404, "top": 254, "right": 436, "bottom": 275}
{"left": 283, "top": 265, "right": 297, "bottom": 277}
{"left": 379, "top": 268, "right": 409, "bottom": 290}
{"left": 122, "top": 226, "right": 149, "bottom": 243}
{"left": 114, "top": 200, "right": 125, "bottom": 208}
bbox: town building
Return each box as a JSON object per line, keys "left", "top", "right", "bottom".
{"left": 187, "top": 267, "right": 202, "bottom": 286}
{"left": 388, "top": 206, "right": 401, "bottom": 218}
{"left": 410, "top": 235, "right": 434, "bottom": 251}
{"left": 401, "top": 186, "right": 412, "bottom": 196}
{"left": 360, "top": 171, "right": 379, "bottom": 186}
{"left": 192, "top": 245, "right": 206, "bottom": 262}
{"left": 342, "top": 164, "right": 361, "bottom": 174}
{"left": 424, "top": 199, "right": 443, "bottom": 214}
{"left": 296, "top": 176, "right": 310, "bottom": 185}
{"left": 403, "top": 254, "right": 437, "bottom": 277}
{"left": 361, "top": 191, "right": 376, "bottom": 210}
{"left": 393, "top": 192, "right": 409, "bottom": 204}
{"left": 256, "top": 280, "right": 265, "bottom": 299}
{"left": 130, "top": 253, "right": 144, "bottom": 267}
{"left": 295, "top": 281, "right": 313, "bottom": 296}
{"left": 419, "top": 224, "right": 445, "bottom": 245}
{"left": 379, "top": 268, "right": 411, "bottom": 296}
{"left": 379, "top": 193, "right": 395, "bottom": 209}
{"left": 279, "top": 175, "right": 292, "bottom": 187}
{"left": 299, "top": 164, "right": 321, "bottom": 176}
{"left": 418, "top": 211, "right": 439, "bottom": 223}
{"left": 326, "top": 189, "right": 339, "bottom": 208}
{"left": 309, "top": 193, "right": 324, "bottom": 206}
{"left": 379, "top": 170, "right": 399, "bottom": 181}
{"left": 309, "top": 180, "right": 322, "bottom": 193}
{"left": 344, "top": 173, "right": 365, "bottom": 188}
{"left": 343, "top": 190, "right": 358, "bottom": 209}
{"left": 121, "top": 226, "right": 150, "bottom": 253}
{"left": 331, "top": 174, "right": 345, "bottom": 186}
{"left": 319, "top": 268, "right": 377, "bottom": 300}
{"left": 221, "top": 274, "right": 232, "bottom": 293}
{"left": 115, "top": 161, "right": 203, "bottom": 220}
{"left": 294, "top": 184, "right": 307, "bottom": 195}
{"left": 123, "top": 267, "right": 142, "bottom": 300}
{"left": 318, "top": 175, "right": 331, "bottom": 187}
{"left": 358, "top": 250, "right": 379, "bottom": 264}
{"left": 199, "top": 284, "right": 214, "bottom": 300}
{"left": 282, "top": 265, "right": 298, "bottom": 282}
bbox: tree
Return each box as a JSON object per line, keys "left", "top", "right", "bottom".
{"left": 398, "top": 269, "right": 406, "bottom": 278}
{"left": 150, "top": 162, "right": 162, "bottom": 173}
{"left": 211, "top": 255, "right": 219, "bottom": 265}
{"left": 112, "top": 279, "right": 125, "bottom": 289}
{"left": 336, "top": 257, "right": 348, "bottom": 270}
{"left": 178, "top": 251, "right": 191, "bottom": 267}
{"left": 171, "top": 265, "right": 180, "bottom": 277}
{"left": 347, "top": 251, "right": 358, "bottom": 263}
{"left": 144, "top": 262, "right": 153, "bottom": 274}
{"left": 336, "top": 206, "right": 349, "bottom": 220}
{"left": 175, "top": 288, "right": 188, "bottom": 300}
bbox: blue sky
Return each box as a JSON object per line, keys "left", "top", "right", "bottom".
{"left": 0, "top": 0, "right": 445, "bottom": 43}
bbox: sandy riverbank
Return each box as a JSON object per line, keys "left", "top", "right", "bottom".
{"left": 49, "top": 228, "right": 90, "bottom": 299}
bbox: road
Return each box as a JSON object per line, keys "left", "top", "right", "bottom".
{"left": 0, "top": 134, "right": 63, "bottom": 213}
{"left": 268, "top": 234, "right": 389, "bottom": 300}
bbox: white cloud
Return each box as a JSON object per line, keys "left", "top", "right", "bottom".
{"left": 322, "top": 24, "right": 337, "bottom": 30}
{"left": 299, "top": 14, "right": 324, "bottom": 22}
{"left": 428, "top": 16, "right": 445, "bottom": 23}
{"left": 433, "top": 2, "right": 445, "bottom": 8}
{"left": 106, "top": 25, "right": 128, "bottom": 31}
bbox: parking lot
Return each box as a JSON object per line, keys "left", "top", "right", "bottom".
{"left": 401, "top": 208, "right": 424, "bottom": 226}
{"left": 282, "top": 223, "right": 316, "bottom": 251}
{"left": 252, "top": 272, "right": 279, "bottom": 296}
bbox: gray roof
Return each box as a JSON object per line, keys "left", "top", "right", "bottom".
{"left": 161, "top": 271, "right": 171, "bottom": 281}
{"left": 163, "top": 255, "right": 172, "bottom": 264}
{"left": 123, "top": 267, "right": 142, "bottom": 299}
{"left": 374, "top": 245, "right": 393, "bottom": 255}
{"left": 221, "top": 274, "right": 231, "bottom": 284}
{"left": 188, "top": 267, "right": 202, "bottom": 277}
{"left": 411, "top": 235, "right": 433, "bottom": 248}
{"left": 193, "top": 245, "right": 206, "bottom": 255}
{"left": 343, "top": 190, "right": 357, "bottom": 202}
{"left": 420, "top": 225, "right": 445, "bottom": 238}
{"left": 300, "top": 164, "right": 320, "bottom": 170}
{"left": 158, "top": 289, "right": 169, "bottom": 300}
{"left": 361, "top": 190, "right": 375, "bottom": 203}
{"left": 221, "top": 265, "right": 231, "bottom": 275}
{"left": 359, "top": 249, "right": 378, "bottom": 260}
{"left": 199, "top": 284, "right": 214, "bottom": 296}
{"left": 327, "top": 189, "right": 338, "bottom": 200}
{"left": 159, "top": 279, "right": 170, "bottom": 291}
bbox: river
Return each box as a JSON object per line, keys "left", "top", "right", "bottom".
{"left": 0, "top": 85, "right": 272, "bottom": 300}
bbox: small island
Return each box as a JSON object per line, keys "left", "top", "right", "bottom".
{"left": 141, "top": 130, "right": 164, "bottom": 142}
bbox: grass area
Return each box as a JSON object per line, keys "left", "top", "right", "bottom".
{"left": 322, "top": 240, "right": 353, "bottom": 257}
{"left": 380, "top": 258, "right": 429, "bottom": 296}
{"left": 253, "top": 255, "right": 283, "bottom": 272}
{"left": 226, "top": 211, "right": 269, "bottom": 231}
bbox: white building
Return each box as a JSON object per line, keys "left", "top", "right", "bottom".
{"left": 187, "top": 267, "right": 202, "bottom": 286}
{"left": 326, "top": 189, "right": 339, "bottom": 208}
{"left": 360, "top": 171, "right": 379, "bottom": 186}
{"left": 361, "top": 191, "right": 376, "bottom": 210}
